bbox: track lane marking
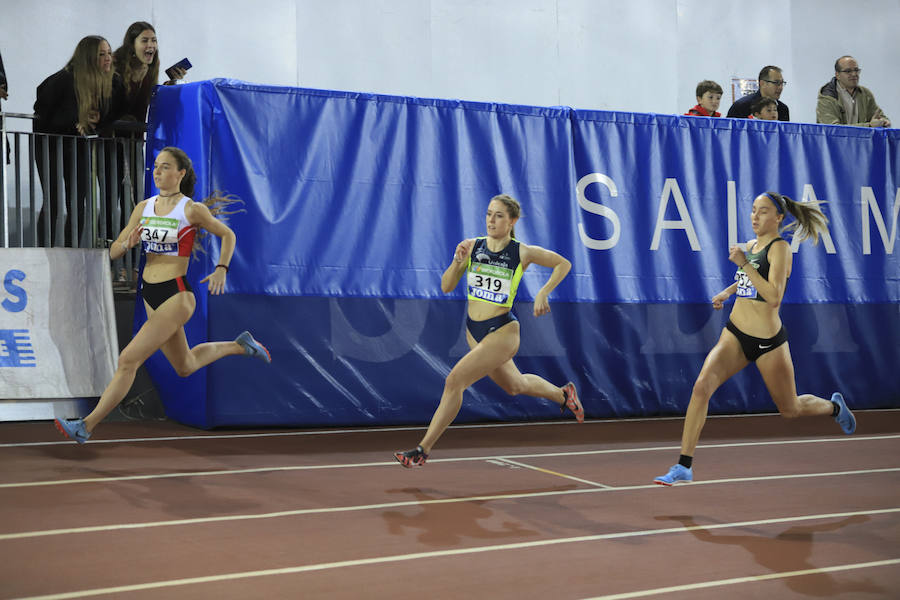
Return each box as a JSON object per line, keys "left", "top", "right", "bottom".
{"left": 2, "top": 468, "right": 898, "bottom": 540}
{"left": 2, "top": 435, "right": 898, "bottom": 489}
{"left": 497, "top": 458, "right": 611, "bottom": 488}
{"left": 3, "top": 410, "right": 897, "bottom": 447}
{"left": 582, "top": 558, "right": 900, "bottom": 599}
{"left": 12, "top": 508, "right": 900, "bottom": 600}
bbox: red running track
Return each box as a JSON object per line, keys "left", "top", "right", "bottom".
{"left": 1, "top": 411, "right": 898, "bottom": 599}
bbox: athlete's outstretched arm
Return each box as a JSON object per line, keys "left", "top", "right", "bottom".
{"left": 521, "top": 244, "right": 571, "bottom": 317}
{"left": 189, "top": 202, "right": 236, "bottom": 296}
{"left": 441, "top": 238, "right": 475, "bottom": 293}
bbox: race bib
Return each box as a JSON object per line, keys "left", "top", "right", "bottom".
{"left": 735, "top": 266, "right": 758, "bottom": 299}
{"left": 467, "top": 263, "right": 513, "bottom": 304}
{"left": 140, "top": 216, "right": 179, "bottom": 253}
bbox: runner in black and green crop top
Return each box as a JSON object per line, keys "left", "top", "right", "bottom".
{"left": 393, "top": 194, "right": 584, "bottom": 468}
{"left": 734, "top": 236, "right": 787, "bottom": 303}
{"left": 654, "top": 191, "right": 855, "bottom": 487}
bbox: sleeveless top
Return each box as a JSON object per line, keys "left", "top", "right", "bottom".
{"left": 140, "top": 196, "right": 197, "bottom": 257}
{"left": 735, "top": 237, "right": 786, "bottom": 303}
{"left": 466, "top": 237, "right": 524, "bottom": 308}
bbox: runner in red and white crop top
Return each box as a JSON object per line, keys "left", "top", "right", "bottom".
{"left": 140, "top": 195, "right": 197, "bottom": 256}
{"left": 52, "top": 146, "right": 271, "bottom": 447}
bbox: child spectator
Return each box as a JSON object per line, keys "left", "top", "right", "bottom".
{"left": 685, "top": 80, "right": 723, "bottom": 117}
{"left": 750, "top": 97, "right": 778, "bottom": 120}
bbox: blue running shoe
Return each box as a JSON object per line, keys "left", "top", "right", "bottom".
{"left": 654, "top": 464, "right": 693, "bottom": 486}
{"left": 54, "top": 418, "right": 91, "bottom": 444}
{"left": 235, "top": 331, "right": 271, "bottom": 363}
{"left": 832, "top": 392, "right": 856, "bottom": 435}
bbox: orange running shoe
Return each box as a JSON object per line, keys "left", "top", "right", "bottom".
{"left": 561, "top": 382, "right": 584, "bottom": 423}
{"left": 393, "top": 445, "right": 429, "bottom": 468}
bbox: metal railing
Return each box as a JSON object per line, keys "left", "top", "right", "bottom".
{"left": 1, "top": 112, "right": 145, "bottom": 288}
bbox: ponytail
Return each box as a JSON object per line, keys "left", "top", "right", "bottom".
{"left": 768, "top": 191, "right": 829, "bottom": 245}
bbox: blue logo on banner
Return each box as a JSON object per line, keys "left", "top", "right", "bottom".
{"left": 0, "top": 330, "right": 35, "bottom": 367}
{"left": 3, "top": 269, "right": 28, "bottom": 313}
{"left": 2, "top": 269, "right": 34, "bottom": 367}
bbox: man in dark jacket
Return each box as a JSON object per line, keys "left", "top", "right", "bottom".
{"left": 726, "top": 65, "right": 790, "bottom": 121}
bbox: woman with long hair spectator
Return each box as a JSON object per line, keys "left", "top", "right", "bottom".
{"left": 112, "top": 21, "right": 184, "bottom": 124}
{"left": 106, "top": 23, "right": 184, "bottom": 269}
{"left": 33, "top": 35, "right": 124, "bottom": 246}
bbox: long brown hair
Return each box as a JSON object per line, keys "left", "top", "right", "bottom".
{"left": 490, "top": 193, "right": 521, "bottom": 240}
{"left": 113, "top": 22, "right": 160, "bottom": 107}
{"left": 160, "top": 146, "right": 245, "bottom": 257}
{"left": 765, "top": 191, "right": 829, "bottom": 244}
{"left": 65, "top": 36, "right": 114, "bottom": 133}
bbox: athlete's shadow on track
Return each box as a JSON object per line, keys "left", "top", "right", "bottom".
{"left": 381, "top": 486, "right": 574, "bottom": 547}
{"left": 655, "top": 514, "right": 885, "bottom": 597}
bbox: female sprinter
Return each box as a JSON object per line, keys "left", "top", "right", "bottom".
{"left": 55, "top": 147, "right": 271, "bottom": 443}
{"left": 394, "top": 194, "right": 584, "bottom": 468}
{"left": 654, "top": 191, "right": 855, "bottom": 485}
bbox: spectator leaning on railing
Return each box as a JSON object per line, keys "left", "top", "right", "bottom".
{"left": 33, "top": 35, "right": 125, "bottom": 247}
{"left": 104, "top": 22, "right": 186, "bottom": 264}
{"left": 816, "top": 56, "right": 891, "bottom": 128}
{"left": 113, "top": 21, "right": 184, "bottom": 127}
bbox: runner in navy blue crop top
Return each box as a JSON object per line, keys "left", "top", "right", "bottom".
{"left": 393, "top": 194, "right": 583, "bottom": 468}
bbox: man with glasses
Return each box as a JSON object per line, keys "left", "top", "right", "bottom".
{"left": 726, "top": 65, "right": 790, "bottom": 121}
{"left": 816, "top": 56, "right": 890, "bottom": 127}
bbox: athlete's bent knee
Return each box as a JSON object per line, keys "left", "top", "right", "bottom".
{"left": 117, "top": 348, "right": 142, "bottom": 374}
{"left": 173, "top": 362, "right": 195, "bottom": 378}
{"left": 691, "top": 375, "right": 717, "bottom": 402}
{"left": 444, "top": 370, "right": 469, "bottom": 396}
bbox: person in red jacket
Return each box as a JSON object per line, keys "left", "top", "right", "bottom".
{"left": 684, "top": 80, "right": 723, "bottom": 117}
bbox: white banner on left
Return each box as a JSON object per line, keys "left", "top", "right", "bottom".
{"left": 0, "top": 249, "right": 118, "bottom": 399}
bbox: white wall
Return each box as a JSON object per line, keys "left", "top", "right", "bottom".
{"left": 2, "top": 0, "right": 898, "bottom": 125}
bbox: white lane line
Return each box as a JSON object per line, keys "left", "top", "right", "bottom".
{"left": 2, "top": 467, "right": 898, "bottom": 541}
{"left": 582, "top": 558, "right": 900, "bottom": 599}
{"left": 4, "top": 409, "right": 897, "bottom": 447}
{"left": 497, "top": 458, "right": 611, "bottom": 488}
{"left": 12, "top": 508, "right": 900, "bottom": 600}
{"left": 1, "top": 422, "right": 578, "bottom": 447}
{"left": 2, "top": 434, "right": 898, "bottom": 489}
